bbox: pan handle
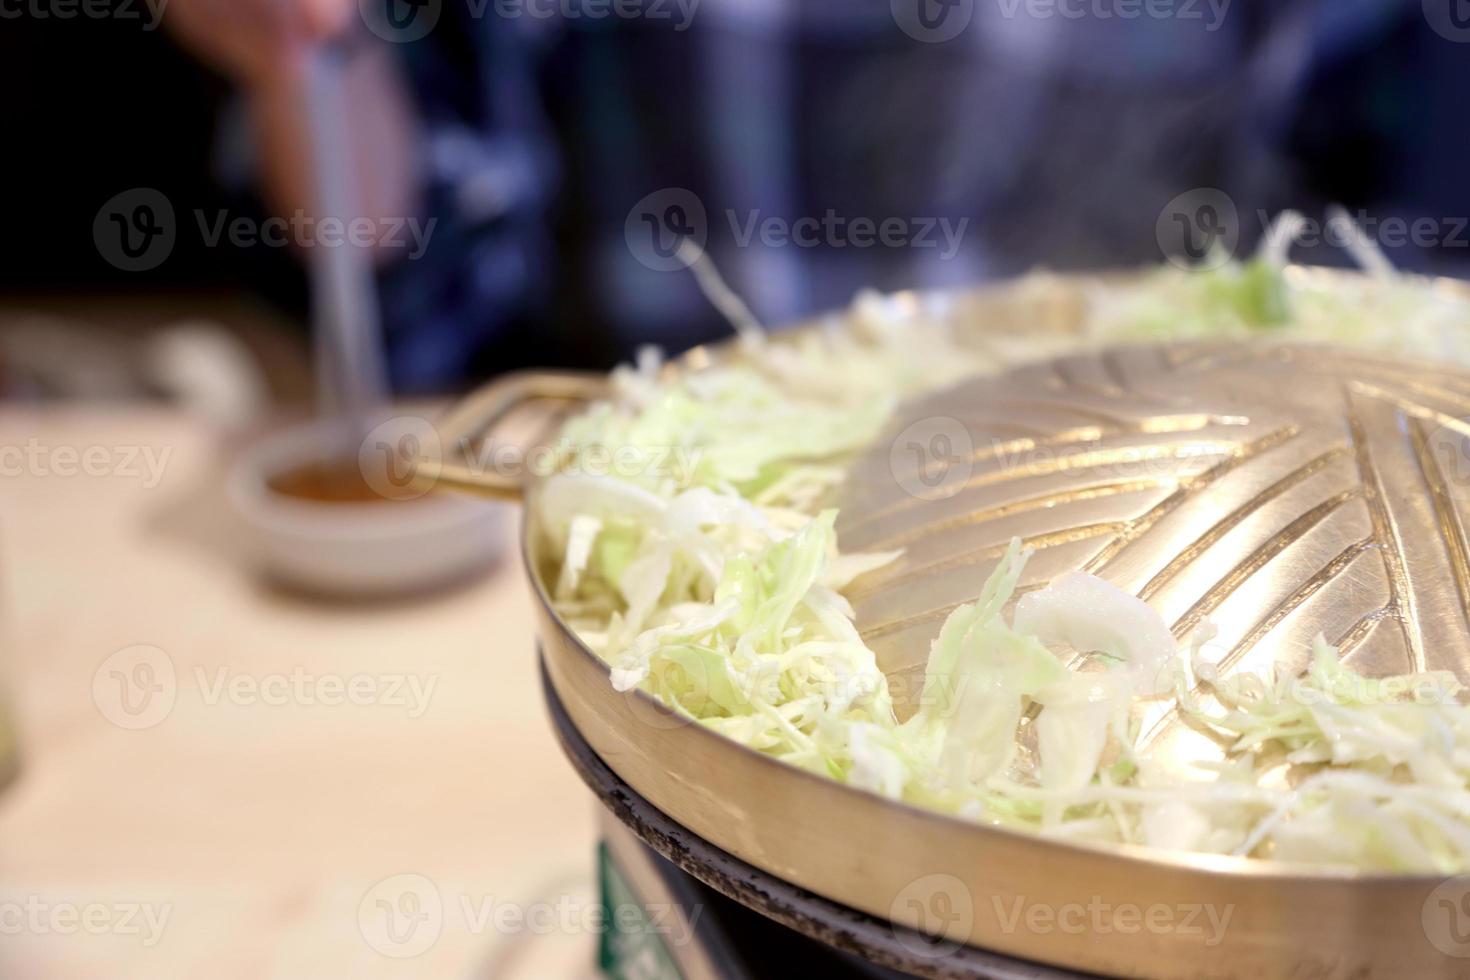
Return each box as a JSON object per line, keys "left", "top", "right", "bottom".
{"left": 418, "top": 370, "right": 607, "bottom": 502}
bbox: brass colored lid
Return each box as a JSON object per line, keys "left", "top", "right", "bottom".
{"left": 840, "top": 343, "right": 1470, "bottom": 773}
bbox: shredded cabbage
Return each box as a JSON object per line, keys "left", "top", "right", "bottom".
{"left": 536, "top": 218, "right": 1470, "bottom": 871}
{"left": 1079, "top": 212, "right": 1470, "bottom": 364}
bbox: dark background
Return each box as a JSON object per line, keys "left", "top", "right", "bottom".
{"left": 2, "top": 0, "right": 1468, "bottom": 391}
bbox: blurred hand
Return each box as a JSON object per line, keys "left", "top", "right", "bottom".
{"left": 166, "top": 0, "right": 356, "bottom": 88}
{"left": 165, "top": 0, "right": 416, "bottom": 263}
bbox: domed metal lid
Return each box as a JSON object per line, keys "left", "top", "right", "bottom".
{"left": 839, "top": 342, "right": 1470, "bottom": 778}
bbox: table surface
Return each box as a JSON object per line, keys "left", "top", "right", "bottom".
{"left": 0, "top": 407, "right": 599, "bottom": 979}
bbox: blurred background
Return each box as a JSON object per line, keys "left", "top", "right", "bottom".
{"left": 0, "top": 0, "right": 1468, "bottom": 976}
{"left": 5, "top": 0, "right": 1470, "bottom": 399}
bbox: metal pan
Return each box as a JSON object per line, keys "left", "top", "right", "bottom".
{"left": 430, "top": 268, "right": 1470, "bottom": 979}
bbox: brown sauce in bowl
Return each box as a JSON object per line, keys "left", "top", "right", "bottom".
{"left": 268, "top": 458, "right": 410, "bottom": 504}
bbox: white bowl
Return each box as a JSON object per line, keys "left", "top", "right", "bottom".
{"left": 228, "top": 414, "right": 505, "bottom": 596}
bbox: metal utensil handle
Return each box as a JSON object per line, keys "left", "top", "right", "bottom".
{"left": 306, "top": 46, "right": 389, "bottom": 422}
{"left": 421, "top": 370, "right": 607, "bottom": 502}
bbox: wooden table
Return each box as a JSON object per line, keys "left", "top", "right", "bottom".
{"left": 0, "top": 408, "right": 598, "bottom": 979}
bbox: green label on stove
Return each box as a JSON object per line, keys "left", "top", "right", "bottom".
{"left": 597, "top": 843, "right": 684, "bottom": 980}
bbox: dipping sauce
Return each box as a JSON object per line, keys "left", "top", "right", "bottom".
{"left": 268, "top": 458, "right": 409, "bottom": 504}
